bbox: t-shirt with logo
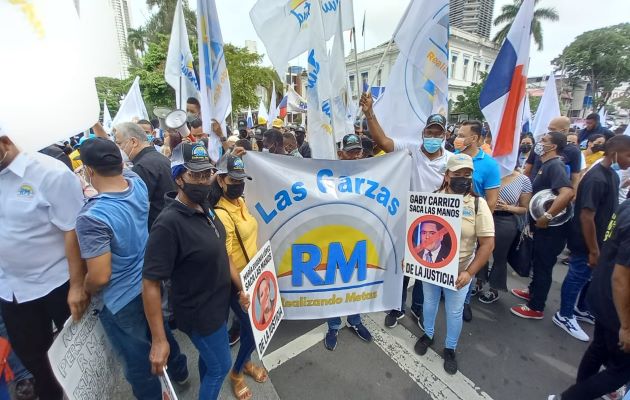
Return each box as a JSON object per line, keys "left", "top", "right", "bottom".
{"left": 393, "top": 140, "right": 451, "bottom": 193}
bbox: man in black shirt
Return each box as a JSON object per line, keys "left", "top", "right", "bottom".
{"left": 511, "top": 132, "right": 574, "bottom": 320}
{"left": 295, "top": 126, "right": 311, "bottom": 158}
{"left": 578, "top": 112, "right": 614, "bottom": 143}
{"left": 553, "top": 136, "right": 630, "bottom": 342}
{"left": 114, "top": 122, "right": 176, "bottom": 230}
{"left": 554, "top": 198, "right": 630, "bottom": 399}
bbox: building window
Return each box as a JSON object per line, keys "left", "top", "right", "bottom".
{"left": 349, "top": 75, "right": 356, "bottom": 95}
{"left": 450, "top": 55, "right": 458, "bottom": 78}
{"left": 377, "top": 69, "right": 382, "bottom": 87}
{"left": 485, "top": 63, "right": 490, "bottom": 73}
{"left": 463, "top": 58, "right": 470, "bottom": 81}
{"left": 361, "top": 72, "right": 369, "bottom": 91}
{"left": 473, "top": 61, "right": 480, "bottom": 82}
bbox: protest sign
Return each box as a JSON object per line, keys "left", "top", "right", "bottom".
{"left": 240, "top": 241, "right": 283, "bottom": 357}
{"left": 243, "top": 151, "right": 410, "bottom": 319}
{"left": 159, "top": 371, "right": 178, "bottom": 400}
{"left": 404, "top": 192, "right": 463, "bottom": 290}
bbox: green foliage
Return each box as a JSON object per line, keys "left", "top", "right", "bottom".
{"left": 453, "top": 73, "right": 488, "bottom": 120}
{"left": 553, "top": 23, "right": 630, "bottom": 108}
{"left": 493, "top": 0, "right": 559, "bottom": 51}
{"left": 613, "top": 95, "right": 630, "bottom": 111}
{"left": 144, "top": 0, "right": 197, "bottom": 42}
{"left": 95, "top": 76, "right": 132, "bottom": 117}
{"left": 529, "top": 95, "right": 542, "bottom": 114}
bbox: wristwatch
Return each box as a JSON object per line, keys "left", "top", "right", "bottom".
{"left": 543, "top": 212, "right": 554, "bottom": 220}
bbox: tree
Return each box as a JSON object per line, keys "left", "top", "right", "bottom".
{"left": 95, "top": 76, "right": 132, "bottom": 117}
{"left": 529, "top": 95, "right": 542, "bottom": 114}
{"left": 493, "top": 0, "right": 559, "bottom": 51}
{"left": 553, "top": 23, "right": 630, "bottom": 108}
{"left": 144, "top": 0, "right": 197, "bottom": 42}
{"left": 454, "top": 73, "right": 488, "bottom": 120}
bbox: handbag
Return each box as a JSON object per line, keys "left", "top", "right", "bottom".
{"left": 507, "top": 224, "right": 534, "bottom": 277}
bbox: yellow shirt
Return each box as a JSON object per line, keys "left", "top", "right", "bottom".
{"left": 69, "top": 149, "right": 83, "bottom": 171}
{"left": 457, "top": 194, "right": 495, "bottom": 273}
{"left": 215, "top": 197, "right": 258, "bottom": 271}
{"left": 583, "top": 150, "right": 604, "bottom": 169}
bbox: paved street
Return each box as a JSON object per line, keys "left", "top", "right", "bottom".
{"left": 114, "top": 255, "right": 593, "bottom": 399}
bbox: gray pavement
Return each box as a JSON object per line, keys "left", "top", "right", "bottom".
{"left": 112, "top": 257, "right": 599, "bottom": 400}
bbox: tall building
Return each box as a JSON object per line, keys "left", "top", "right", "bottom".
{"left": 450, "top": 0, "right": 495, "bottom": 40}
{"left": 245, "top": 40, "right": 258, "bottom": 55}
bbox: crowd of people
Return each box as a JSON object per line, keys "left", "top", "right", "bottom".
{"left": 1, "top": 91, "right": 630, "bottom": 400}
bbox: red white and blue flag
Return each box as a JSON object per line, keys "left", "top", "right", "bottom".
{"left": 479, "top": 0, "right": 534, "bottom": 177}
{"left": 278, "top": 95, "right": 288, "bottom": 119}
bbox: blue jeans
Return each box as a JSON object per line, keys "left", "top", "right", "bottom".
{"left": 560, "top": 254, "right": 592, "bottom": 318}
{"left": 229, "top": 291, "right": 255, "bottom": 373}
{"left": 0, "top": 309, "right": 32, "bottom": 382}
{"left": 464, "top": 277, "right": 477, "bottom": 305}
{"left": 189, "top": 324, "right": 232, "bottom": 400}
{"left": 327, "top": 314, "right": 362, "bottom": 330}
{"left": 401, "top": 276, "right": 424, "bottom": 312}
{"left": 99, "top": 295, "right": 188, "bottom": 400}
{"left": 422, "top": 281, "right": 471, "bottom": 349}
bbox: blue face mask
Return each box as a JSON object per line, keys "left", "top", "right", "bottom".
{"left": 146, "top": 134, "right": 154, "bottom": 142}
{"left": 423, "top": 137, "right": 443, "bottom": 154}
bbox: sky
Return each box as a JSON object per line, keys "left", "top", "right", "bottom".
{"left": 128, "top": 0, "right": 630, "bottom": 77}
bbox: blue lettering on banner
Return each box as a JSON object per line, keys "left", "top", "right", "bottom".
{"left": 180, "top": 54, "right": 200, "bottom": 90}
{"left": 290, "top": 1, "right": 311, "bottom": 28}
{"left": 321, "top": 0, "right": 340, "bottom": 13}
{"left": 321, "top": 99, "right": 331, "bottom": 119}
{"left": 306, "top": 49, "right": 320, "bottom": 89}
{"left": 292, "top": 240, "right": 367, "bottom": 286}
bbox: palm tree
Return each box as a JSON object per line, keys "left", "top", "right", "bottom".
{"left": 127, "top": 27, "right": 146, "bottom": 57}
{"left": 492, "top": 0, "right": 559, "bottom": 51}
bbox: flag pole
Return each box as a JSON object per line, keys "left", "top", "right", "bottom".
{"left": 351, "top": 27, "right": 361, "bottom": 110}
{"left": 179, "top": 75, "right": 182, "bottom": 110}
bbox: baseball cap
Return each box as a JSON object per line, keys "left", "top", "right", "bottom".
{"left": 80, "top": 137, "right": 123, "bottom": 167}
{"left": 215, "top": 153, "right": 252, "bottom": 180}
{"left": 258, "top": 116, "right": 267, "bottom": 125}
{"left": 445, "top": 153, "right": 474, "bottom": 172}
{"left": 341, "top": 133, "right": 363, "bottom": 151}
{"left": 237, "top": 119, "right": 247, "bottom": 129}
{"left": 295, "top": 126, "right": 305, "bottom": 134}
{"left": 426, "top": 114, "right": 447, "bottom": 130}
{"left": 272, "top": 118, "right": 283, "bottom": 128}
{"left": 171, "top": 142, "right": 216, "bottom": 172}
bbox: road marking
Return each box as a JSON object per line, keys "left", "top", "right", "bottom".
{"left": 363, "top": 314, "right": 493, "bottom": 400}
{"left": 262, "top": 323, "right": 329, "bottom": 371}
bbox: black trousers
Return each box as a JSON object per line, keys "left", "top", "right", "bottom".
{"left": 561, "top": 321, "right": 630, "bottom": 399}
{"left": 528, "top": 223, "right": 568, "bottom": 311}
{"left": 479, "top": 213, "right": 519, "bottom": 291}
{"left": 1, "top": 281, "right": 70, "bottom": 400}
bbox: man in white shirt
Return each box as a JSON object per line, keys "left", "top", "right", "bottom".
{"left": 360, "top": 93, "right": 451, "bottom": 330}
{"left": 0, "top": 134, "right": 86, "bottom": 400}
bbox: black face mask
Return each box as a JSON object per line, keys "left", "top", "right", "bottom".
{"left": 591, "top": 144, "right": 605, "bottom": 153}
{"left": 224, "top": 181, "right": 245, "bottom": 200}
{"left": 180, "top": 181, "right": 211, "bottom": 205}
{"left": 519, "top": 144, "right": 532, "bottom": 154}
{"left": 449, "top": 177, "right": 472, "bottom": 194}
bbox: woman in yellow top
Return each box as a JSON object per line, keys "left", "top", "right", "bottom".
{"left": 582, "top": 133, "right": 605, "bottom": 170}
{"left": 210, "top": 153, "right": 266, "bottom": 400}
{"left": 413, "top": 153, "right": 495, "bottom": 375}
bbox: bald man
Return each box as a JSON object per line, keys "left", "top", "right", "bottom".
{"left": 524, "top": 116, "right": 582, "bottom": 189}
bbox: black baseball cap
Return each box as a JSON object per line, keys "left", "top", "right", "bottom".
{"left": 238, "top": 119, "right": 247, "bottom": 129}
{"left": 341, "top": 133, "right": 363, "bottom": 151}
{"left": 80, "top": 138, "right": 123, "bottom": 167}
{"left": 295, "top": 126, "right": 305, "bottom": 134}
{"left": 171, "top": 142, "right": 215, "bottom": 172}
{"left": 426, "top": 114, "right": 446, "bottom": 130}
{"left": 215, "top": 153, "right": 252, "bottom": 180}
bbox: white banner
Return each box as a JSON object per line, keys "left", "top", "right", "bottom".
{"left": 240, "top": 241, "right": 284, "bottom": 357}
{"left": 112, "top": 76, "right": 149, "bottom": 126}
{"left": 243, "top": 151, "right": 410, "bottom": 319}
{"left": 404, "top": 192, "right": 462, "bottom": 290}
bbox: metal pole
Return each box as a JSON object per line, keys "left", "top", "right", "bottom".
{"left": 178, "top": 76, "right": 182, "bottom": 110}
{"left": 352, "top": 27, "right": 361, "bottom": 104}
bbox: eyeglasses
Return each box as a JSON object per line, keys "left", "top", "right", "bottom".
{"left": 185, "top": 170, "right": 214, "bottom": 181}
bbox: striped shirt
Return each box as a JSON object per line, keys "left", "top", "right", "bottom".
{"left": 499, "top": 174, "right": 532, "bottom": 206}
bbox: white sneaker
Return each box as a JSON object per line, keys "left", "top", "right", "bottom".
{"left": 553, "top": 312, "right": 590, "bottom": 342}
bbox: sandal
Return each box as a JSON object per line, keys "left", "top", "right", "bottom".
{"left": 229, "top": 371, "right": 252, "bottom": 400}
{"left": 243, "top": 361, "right": 268, "bottom": 383}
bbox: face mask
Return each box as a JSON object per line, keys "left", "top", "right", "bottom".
{"left": 591, "top": 144, "right": 604, "bottom": 153}
{"left": 449, "top": 176, "right": 472, "bottom": 194}
{"left": 519, "top": 144, "right": 532, "bottom": 154}
{"left": 146, "top": 134, "right": 154, "bottom": 142}
{"left": 224, "top": 181, "right": 245, "bottom": 199}
{"left": 453, "top": 137, "right": 470, "bottom": 151}
{"left": 612, "top": 153, "right": 621, "bottom": 171}
{"left": 534, "top": 142, "right": 546, "bottom": 156}
{"left": 180, "top": 181, "right": 211, "bottom": 205}
{"left": 423, "top": 137, "right": 443, "bottom": 154}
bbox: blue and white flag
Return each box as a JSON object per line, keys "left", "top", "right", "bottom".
{"left": 165, "top": 0, "right": 199, "bottom": 109}
{"left": 103, "top": 100, "right": 113, "bottom": 134}
{"left": 373, "top": 0, "right": 449, "bottom": 146}
{"left": 247, "top": 107, "right": 254, "bottom": 128}
{"left": 197, "top": 0, "right": 232, "bottom": 162}
{"left": 522, "top": 95, "right": 531, "bottom": 134}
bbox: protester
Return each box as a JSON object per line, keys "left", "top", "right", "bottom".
{"left": 295, "top": 126, "right": 311, "bottom": 158}
{"left": 0, "top": 134, "right": 84, "bottom": 400}
{"left": 567, "top": 132, "right": 579, "bottom": 146}
{"left": 186, "top": 97, "right": 201, "bottom": 116}
{"left": 323, "top": 134, "right": 373, "bottom": 350}
{"left": 211, "top": 154, "right": 268, "bottom": 400}
{"left": 554, "top": 135, "right": 630, "bottom": 341}
{"left": 361, "top": 135, "right": 375, "bottom": 158}
{"left": 0, "top": 307, "right": 36, "bottom": 400}
{"left": 282, "top": 131, "right": 303, "bottom": 157}
{"left": 271, "top": 118, "right": 284, "bottom": 130}
{"left": 414, "top": 153, "right": 494, "bottom": 374}
{"left": 39, "top": 142, "right": 73, "bottom": 171}
{"left": 361, "top": 92, "right": 450, "bottom": 330}
{"left": 511, "top": 132, "right": 575, "bottom": 319}
{"left": 551, "top": 196, "right": 630, "bottom": 399}
{"left": 518, "top": 134, "right": 534, "bottom": 172}
{"left": 478, "top": 165, "right": 532, "bottom": 303}
{"left": 578, "top": 112, "right": 614, "bottom": 144}
{"left": 235, "top": 138, "right": 253, "bottom": 151}
{"left": 582, "top": 133, "right": 606, "bottom": 170}
{"left": 262, "top": 129, "right": 286, "bottom": 155}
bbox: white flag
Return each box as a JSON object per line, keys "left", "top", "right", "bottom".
{"left": 267, "top": 81, "right": 278, "bottom": 128}
{"left": 112, "top": 76, "right": 149, "bottom": 126}
{"left": 531, "top": 72, "right": 560, "bottom": 140}
{"left": 250, "top": 0, "right": 354, "bottom": 77}
{"left": 257, "top": 97, "right": 269, "bottom": 123}
{"left": 329, "top": 7, "right": 352, "bottom": 142}
{"left": 165, "top": 0, "right": 199, "bottom": 109}
{"left": 197, "top": 0, "right": 232, "bottom": 162}
{"left": 598, "top": 106, "right": 608, "bottom": 127}
{"left": 287, "top": 86, "right": 308, "bottom": 113}
{"left": 522, "top": 95, "right": 532, "bottom": 133}
{"left": 373, "top": 0, "right": 449, "bottom": 146}
{"left": 103, "top": 100, "right": 113, "bottom": 134}
{"left": 0, "top": 0, "right": 99, "bottom": 152}
{"left": 624, "top": 124, "right": 630, "bottom": 136}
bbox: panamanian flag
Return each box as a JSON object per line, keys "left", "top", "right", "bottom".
{"left": 278, "top": 95, "right": 288, "bottom": 119}
{"left": 479, "top": 0, "right": 534, "bottom": 177}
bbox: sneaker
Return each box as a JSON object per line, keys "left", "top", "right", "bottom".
{"left": 324, "top": 329, "right": 339, "bottom": 351}
{"left": 228, "top": 328, "right": 241, "bottom": 347}
{"left": 547, "top": 396, "right": 560, "bottom": 400}
{"left": 574, "top": 307, "right": 595, "bottom": 325}
{"left": 384, "top": 310, "right": 405, "bottom": 328}
{"left": 463, "top": 303, "right": 472, "bottom": 322}
{"left": 510, "top": 304, "right": 544, "bottom": 319}
{"left": 470, "top": 286, "right": 479, "bottom": 297}
{"left": 174, "top": 373, "right": 190, "bottom": 385}
{"left": 510, "top": 288, "right": 531, "bottom": 301}
{"left": 553, "top": 312, "right": 590, "bottom": 342}
{"left": 414, "top": 334, "right": 434, "bottom": 356}
{"left": 478, "top": 290, "right": 499, "bottom": 304}
{"left": 350, "top": 323, "right": 373, "bottom": 342}
{"left": 15, "top": 378, "right": 36, "bottom": 400}
{"left": 443, "top": 348, "right": 458, "bottom": 375}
